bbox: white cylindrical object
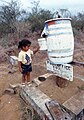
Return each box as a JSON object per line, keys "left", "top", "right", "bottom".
{"left": 44, "top": 18, "right": 74, "bottom": 64}
{"left": 38, "top": 38, "right": 47, "bottom": 50}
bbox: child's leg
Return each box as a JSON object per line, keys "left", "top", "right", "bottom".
{"left": 22, "top": 74, "right": 26, "bottom": 83}
{"left": 27, "top": 72, "right": 31, "bottom": 82}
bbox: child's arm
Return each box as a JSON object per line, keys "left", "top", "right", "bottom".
{"left": 33, "top": 46, "right": 40, "bottom": 54}
{"left": 18, "top": 61, "right": 22, "bottom": 73}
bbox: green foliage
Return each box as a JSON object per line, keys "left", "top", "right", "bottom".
{"left": 72, "top": 12, "right": 84, "bottom": 34}
{"left": 33, "top": 114, "right": 40, "bottom": 120}
{"left": 0, "top": 0, "right": 84, "bottom": 44}
{"left": 0, "top": 0, "right": 20, "bottom": 34}
{"left": 27, "top": 1, "right": 53, "bottom": 32}
{"left": 0, "top": 35, "right": 9, "bottom": 47}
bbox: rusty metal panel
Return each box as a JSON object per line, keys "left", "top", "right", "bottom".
{"left": 45, "top": 100, "right": 72, "bottom": 120}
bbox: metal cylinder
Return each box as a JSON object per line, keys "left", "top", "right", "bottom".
{"left": 45, "top": 18, "right": 74, "bottom": 64}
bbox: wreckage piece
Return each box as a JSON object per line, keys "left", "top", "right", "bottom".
{"left": 4, "top": 88, "right": 17, "bottom": 94}
{"left": 45, "top": 100, "right": 72, "bottom": 120}
{"left": 9, "top": 56, "right": 18, "bottom": 66}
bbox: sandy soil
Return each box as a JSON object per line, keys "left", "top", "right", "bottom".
{"left": 0, "top": 51, "right": 48, "bottom": 120}
{"left": 0, "top": 36, "right": 84, "bottom": 120}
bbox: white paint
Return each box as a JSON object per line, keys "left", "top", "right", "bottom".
{"left": 46, "top": 60, "right": 73, "bottom": 81}
{"left": 20, "top": 85, "right": 52, "bottom": 120}
{"left": 38, "top": 38, "right": 47, "bottom": 50}
{"left": 9, "top": 56, "right": 18, "bottom": 66}
{"left": 33, "top": 73, "right": 53, "bottom": 86}
{"left": 42, "top": 18, "right": 74, "bottom": 64}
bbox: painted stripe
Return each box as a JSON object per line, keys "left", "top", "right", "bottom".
{"left": 48, "top": 21, "right": 55, "bottom": 26}
{"left": 55, "top": 20, "right": 70, "bottom": 24}
{"left": 48, "top": 27, "right": 71, "bottom": 31}
{"left": 47, "top": 20, "right": 70, "bottom": 25}
{"left": 48, "top": 32, "right": 72, "bottom": 36}
{"left": 48, "top": 49, "right": 73, "bottom": 53}
{"left": 45, "top": 23, "right": 48, "bottom": 29}
{"left": 49, "top": 55, "right": 72, "bottom": 58}
{"left": 48, "top": 52, "right": 73, "bottom": 56}
{"left": 45, "top": 18, "right": 71, "bottom": 23}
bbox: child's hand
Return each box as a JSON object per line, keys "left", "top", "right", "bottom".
{"left": 33, "top": 44, "right": 40, "bottom": 54}
{"left": 37, "top": 46, "right": 40, "bottom": 51}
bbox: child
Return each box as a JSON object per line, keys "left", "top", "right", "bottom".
{"left": 18, "top": 39, "right": 40, "bottom": 85}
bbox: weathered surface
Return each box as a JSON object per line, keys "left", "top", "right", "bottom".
{"left": 45, "top": 100, "right": 72, "bottom": 120}
{"left": 33, "top": 73, "right": 53, "bottom": 86}
{"left": 74, "top": 74, "right": 84, "bottom": 81}
{"left": 46, "top": 60, "right": 73, "bottom": 81}
{"left": 63, "top": 91, "right": 84, "bottom": 115}
{"left": 9, "top": 56, "right": 18, "bottom": 66}
{"left": 20, "top": 85, "right": 52, "bottom": 120}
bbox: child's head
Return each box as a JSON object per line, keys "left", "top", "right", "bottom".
{"left": 18, "top": 39, "right": 31, "bottom": 51}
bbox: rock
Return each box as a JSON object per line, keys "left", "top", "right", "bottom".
{"left": 4, "top": 88, "right": 17, "bottom": 94}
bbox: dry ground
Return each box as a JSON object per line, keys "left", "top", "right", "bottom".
{"left": 0, "top": 51, "right": 48, "bottom": 120}
{"left": 0, "top": 33, "right": 84, "bottom": 120}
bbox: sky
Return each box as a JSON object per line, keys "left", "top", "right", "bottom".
{"left": 0, "top": 0, "right": 84, "bottom": 14}
{"left": 20, "top": 0, "right": 84, "bottom": 14}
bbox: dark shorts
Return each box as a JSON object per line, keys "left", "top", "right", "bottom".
{"left": 21, "top": 63, "right": 32, "bottom": 74}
